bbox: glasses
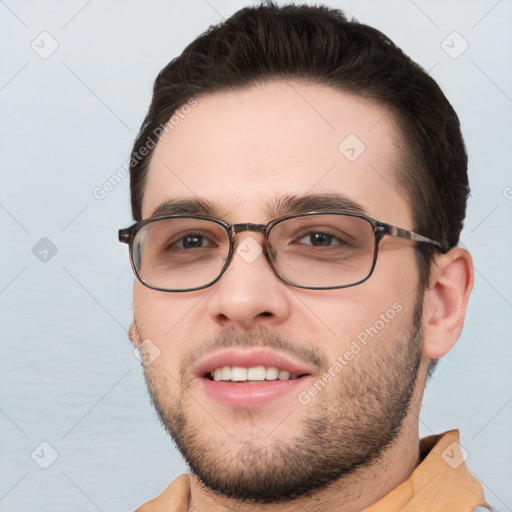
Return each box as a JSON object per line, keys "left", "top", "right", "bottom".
{"left": 118, "top": 212, "right": 446, "bottom": 292}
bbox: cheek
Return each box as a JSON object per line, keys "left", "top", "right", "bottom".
{"left": 133, "top": 283, "right": 202, "bottom": 367}
{"left": 303, "top": 262, "right": 417, "bottom": 359}
{"left": 134, "top": 284, "right": 199, "bottom": 333}
{"left": 367, "top": 241, "right": 420, "bottom": 306}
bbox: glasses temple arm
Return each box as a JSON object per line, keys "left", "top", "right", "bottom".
{"left": 382, "top": 224, "right": 448, "bottom": 252}
{"left": 118, "top": 228, "right": 133, "bottom": 244}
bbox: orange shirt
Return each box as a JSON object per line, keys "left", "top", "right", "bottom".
{"left": 136, "top": 430, "right": 489, "bottom": 512}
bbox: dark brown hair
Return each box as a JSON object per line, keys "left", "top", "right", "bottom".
{"left": 129, "top": 2, "right": 468, "bottom": 289}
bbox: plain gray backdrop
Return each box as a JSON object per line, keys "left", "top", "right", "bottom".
{"left": 1, "top": 0, "right": 511, "bottom": 510}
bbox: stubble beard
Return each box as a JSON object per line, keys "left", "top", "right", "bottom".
{"left": 139, "top": 297, "right": 423, "bottom": 504}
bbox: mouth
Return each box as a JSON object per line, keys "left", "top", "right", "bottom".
{"left": 207, "top": 365, "right": 308, "bottom": 383}
{"left": 195, "top": 349, "right": 314, "bottom": 407}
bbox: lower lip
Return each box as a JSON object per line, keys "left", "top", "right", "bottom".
{"left": 200, "top": 377, "right": 310, "bottom": 407}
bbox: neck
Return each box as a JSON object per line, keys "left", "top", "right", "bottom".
{"left": 189, "top": 420, "right": 421, "bottom": 512}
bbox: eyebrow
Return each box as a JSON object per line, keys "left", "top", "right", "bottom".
{"left": 149, "top": 193, "right": 366, "bottom": 220}
{"left": 267, "top": 193, "right": 367, "bottom": 218}
{"left": 149, "top": 198, "right": 226, "bottom": 219}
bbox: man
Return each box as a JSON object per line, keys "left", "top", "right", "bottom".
{"left": 118, "top": 3, "right": 490, "bottom": 511}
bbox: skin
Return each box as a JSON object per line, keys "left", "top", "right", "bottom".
{"left": 129, "top": 82, "right": 474, "bottom": 511}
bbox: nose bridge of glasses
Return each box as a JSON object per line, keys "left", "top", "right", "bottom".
{"left": 229, "top": 222, "right": 272, "bottom": 257}
{"left": 230, "top": 222, "right": 267, "bottom": 241}
{"left": 231, "top": 223, "right": 267, "bottom": 235}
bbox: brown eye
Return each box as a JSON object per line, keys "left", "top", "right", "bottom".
{"left": 297, "top": 231, "right": 345, "bottom": 247}
{"left": 178, "top": 234, "right": 207, "bottom": 249}
{"left": 306, "top": 233, "right": 333, "bottom": 246}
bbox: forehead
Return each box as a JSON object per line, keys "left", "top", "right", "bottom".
{"left": 143, "top": 81, "right": 411, "bottom": 227}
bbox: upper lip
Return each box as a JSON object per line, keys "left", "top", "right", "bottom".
{"left": 194, "top": 348, "right": 315, "bottom": 378}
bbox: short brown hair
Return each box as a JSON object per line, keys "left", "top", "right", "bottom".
{"left": 129, "top": 2, "right": 469, "bottom": 289}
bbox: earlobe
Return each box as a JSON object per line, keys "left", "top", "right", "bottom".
{"left": 129, "top": 321, "right": 142, "bottom": 348}
{"left": 421, "top": 248, "right": 474, "bottom": 360}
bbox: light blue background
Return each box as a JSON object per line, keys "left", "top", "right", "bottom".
{"left": 1, "top": 1, "right": 511, "bottom": 510}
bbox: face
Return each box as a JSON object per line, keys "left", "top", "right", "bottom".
{"left": 131, "top": 82, "right": 426, "bottom": 502}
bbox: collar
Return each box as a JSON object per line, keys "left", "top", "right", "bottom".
{"left": 362, "top": 429, "right": 488, "bottom": 511}
{"left": 136, "top": 430, "right": 488, "bottom": 512}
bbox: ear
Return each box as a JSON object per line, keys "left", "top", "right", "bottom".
{"left": 129, "top": 321, "right": 142, "bottom": 348}
{"left": 421, "top": 248, "right": 474, "bottom": 360}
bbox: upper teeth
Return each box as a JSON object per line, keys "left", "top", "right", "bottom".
{"left": 211, "top": 366, "right": 299, "bottom": 382}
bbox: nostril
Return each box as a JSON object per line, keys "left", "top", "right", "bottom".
{"left": 260, "top": 311, "right": 272, "bottom": 317}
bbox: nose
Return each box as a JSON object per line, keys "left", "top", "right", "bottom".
{"left": 207, "top": 234, "right": 292, "bottom": 329}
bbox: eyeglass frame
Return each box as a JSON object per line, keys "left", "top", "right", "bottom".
{"left": 118, "top": 211, "right": 448, "bottom": 292}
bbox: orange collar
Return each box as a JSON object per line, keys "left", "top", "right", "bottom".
{"left": 363, "top": 430, "right": 488, "bottom": 511}
{"left": 136, "top": 430, "right": 488, "bottom": 512}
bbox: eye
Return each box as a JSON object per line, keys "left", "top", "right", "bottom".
{"left": 298, "top": 231, "right": 345, "bottom": 247}
{"left": 171, "top": 232, "right": 215, "bottom": 250}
